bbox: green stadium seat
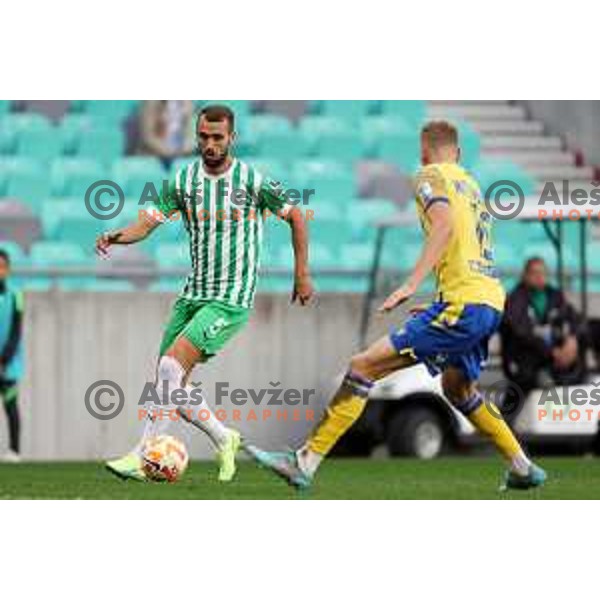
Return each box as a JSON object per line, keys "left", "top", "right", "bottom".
{"left": 42, "top": 199, "right": 79, "bottom": 238}
{"left": 30, "top": 241, "right": 88, "bottom": 265}
{"left": 312, "top": 100, "right": 378, "bottom": 121}
{"left": 254, "top": 128, "right": 311, "bottom": 161}
{"left": 292, "top": 159, "right": 356, "bottom": 202}
{"left": 51, "top": 158, "right": 108, "bottom": 197}
{"left": 15, "top": 127, "right": 62, "bottom": 161}
{"left": 380, "top": 101, "right": 427, "bottom": 126}
{"left": 80, "top": 100, "right": 139, "bottom": 122}
{"left": 0, "top": 101, "right": 11, "bottom": 115}
{"left": 59, "top": 114, "right": 112, "bottom": 154}
{"left": 112, "top": 157, "right": 167, "bottom": 199}
{"left": 246, "top": 115, "right": 292, "bottom": 136}
{"left": 300, "top": 117, "right": 366, "bottom": 161}
{"left": 455, "top": 121, "right": 481, "bottom": 168}
{"left": 53, "top": 211, "right": 109, "bottom": 251}
{"left": 375, "top": 129, "right": 420, "bottom": 172}
{"left": 149, "top": 278, "right": 183, "bottom": 293}
{"left": 0, "top": 113, "right": 51, "bottom": 153}
{"left": 12, "top": 277, "right": 52, "bottom": 291}
{"left": 248, "top": 157, "right": 290, "bottom": 183}
{"left": 4, "top": 159, "right": 51, "bottom": 204}
{"left": 472, "top": 160, "right": 537, "bottom": 198}
{"left": 309, "top": 219, "right": 354, "bottom": 248}
{"left": 76, "top": 128, "right": 125, "bottom": 163}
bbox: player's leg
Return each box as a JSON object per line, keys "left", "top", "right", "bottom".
{"left": 0, "top": 380, "right": 20, "bottom": 462}
{"left": 154, "top": 302, "right": 249, "bottom": 481}
{"left": 441, "top": 366, "right": 546, "bottom": 490}
{"left": 246, "top": 334, "right": 416, "bottom": 488}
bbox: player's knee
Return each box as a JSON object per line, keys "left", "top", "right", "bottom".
{"left": 349, "top": 352, "right": 376, "bottom": 379}
{"left": 441, "top": 372, "right": 469, "bottom": 404}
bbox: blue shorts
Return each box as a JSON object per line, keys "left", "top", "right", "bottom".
{"left": 389, "top": 302, "right": 502, "bottom": 382}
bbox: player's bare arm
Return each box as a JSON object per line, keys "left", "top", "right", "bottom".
{"left": 285, "top": 206, "right": 314, "bottom": 306}
{"left": 379, "top": 202, "right": 453, "bottom": 313}
{"left": 95, "top": 212, "right": 161, "bottom": 257}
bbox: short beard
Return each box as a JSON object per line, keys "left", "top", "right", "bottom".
{"left": 201, "top": 147, "right": 231, "bottom": 171}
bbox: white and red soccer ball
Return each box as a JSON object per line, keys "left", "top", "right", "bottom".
{"left": 141, "top": 435, "right": 189, "bottom": 483}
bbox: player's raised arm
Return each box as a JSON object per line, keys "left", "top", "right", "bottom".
{"left": 96, "top": 169, "right": 183, "bottom": 258}
{"left": 95, "top": 211, "right": 161, "bottom": 258}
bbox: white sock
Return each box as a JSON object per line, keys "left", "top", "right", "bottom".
{"left": 179, "top": 384, "right": 230, "bottom": 449}
{"left": 132, "top": 356, "right": 229, "bottom": 455}
{"left": 511, "top": 450, "right": 532, "bottom": 477}
{"left": 296, "top": 446, "right": 324, "bottom": 477}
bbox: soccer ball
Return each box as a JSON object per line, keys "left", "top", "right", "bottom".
{"left": 141, "top": 435, "right": 189, "bottom": 483}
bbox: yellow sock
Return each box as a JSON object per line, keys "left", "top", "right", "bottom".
{"left": 461, "top": 393, "right": 523, "bottom": 462}
{"left": 306, "top": 371, "right": 373, "bottom": 456}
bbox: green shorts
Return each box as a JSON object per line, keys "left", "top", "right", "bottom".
{"left": 159, "top": 297, "right": 250, "bottom": 360}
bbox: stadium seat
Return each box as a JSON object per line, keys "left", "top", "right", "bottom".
{"left": 75, "top": 128, "right": 125, "bottom": 163}
{"left": 111, "top": 157, "right": 167, "bottom": 199}
{"left": 300, "top": 117, "right": 366, "bottom": 161}
{"left": 15, "top": 127, "right": 62, "bottom": 161}
{"left": 312, "top": 100, "right": 379, "bottom": 121}
{"left": 0, "top": 113, "right": 52, "bottom": 153}
{"left": 4, "top": 158, "right": 51, "bottom": 204}
{"left": 247, "top": 157, "right": 290, "bottom": 183}
{"left": 80, "top": 100, "right": 139, "bottom": 122}
{"left": 59, "top": 114, "right": 112, "bottom": 154}
{"left": 472, "top": 159, "right": 537, "bottom": 198}
{"left": 254, "top": 128, "right": 311, "bottom": 161}
{"left": 374, "top": 129, "right": 420, "bottom": 172}
{"left": 30, "top": 241, "right": 89, "bottom": 265}
{"left": 0, "top": 100, "right": 11, "bottom": 115}
{"left": 51, "top": 158, "right": 108, "bottom": 197}
{"left": 149, "top": 278, "right": 183, "bottom": 293}
{"left": 53, "top": 211, "right": 110, "bottom": 251}
{"left": 292, "top": 159, "right": 356, "bottom": 202}
{"left": 380, "top": 101, "right": 427, "bottom": 126}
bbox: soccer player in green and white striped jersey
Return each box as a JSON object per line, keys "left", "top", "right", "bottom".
{"left": 99, "top": 105, "right": 314, "bottom": 483}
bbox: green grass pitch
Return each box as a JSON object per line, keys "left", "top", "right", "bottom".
{"left": 1, "top": 457, "right": 599, "bottom": 499}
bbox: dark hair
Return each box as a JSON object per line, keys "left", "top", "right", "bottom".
{"left": 524, "top": 256, "right": 546, "bottom": 272}
{"left": 421, "top": 120, "right": 459, "bottom": 148}
{"left": 198, "top": 104, "right": 235, "bottom": 132}
{"left": 0, "top": 249, "right": 10, "bottom": 265}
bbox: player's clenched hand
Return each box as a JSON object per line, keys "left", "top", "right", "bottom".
{"left": 378, "top": 283, "right": 416, "bottom": 313}
{"left": 95, "top": 231, "right": 122, "bottom": 258}
{"left": 292, "top": 274, "right": 315, "bottom": 306}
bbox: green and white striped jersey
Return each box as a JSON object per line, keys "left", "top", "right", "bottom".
{"left": 154, "top": 158, "right": 290, "bottom": 309}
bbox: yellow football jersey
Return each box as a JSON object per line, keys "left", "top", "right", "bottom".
{"left": 414, "top": 162, "right": 506, "bottom": 312}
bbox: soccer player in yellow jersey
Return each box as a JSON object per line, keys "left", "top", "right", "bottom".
{"left": 248, "top": 120, "right": 546, "bottom": 491}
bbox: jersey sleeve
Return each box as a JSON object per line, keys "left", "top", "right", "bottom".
{"left": 414, "top": 167, "right": 450, "bottom": 213}
{"left": 152, "top": 169, "right": 183, "bottom": 221}
{"left": 257, "top": 176, "right": 293, "bottom": 216}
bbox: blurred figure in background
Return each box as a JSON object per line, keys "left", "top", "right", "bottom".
{"left": 0, "top": 249, "right": 23, "bottom": 462}
{"left": 500, "top": 257, "right": 584, "bottom": 419}
{"left": 137, "top": 100, "right": 195, "bottom": 168}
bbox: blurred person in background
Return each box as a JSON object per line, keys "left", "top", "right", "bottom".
{"left": 0, "top": 249, "right": 23, "bottom": 462}
{"left": 500, "top": 257, "right": 584, "bottom": 419}
{"left": 137, "top": 100, "right": 195, "bottom": 168}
